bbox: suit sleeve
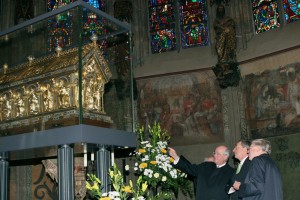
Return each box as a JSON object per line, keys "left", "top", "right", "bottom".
{"left": 174, "top": 156, "right": 204, "bottom": 177}
{"left": 238, "top": 158, "right": 265, "bottom": 198}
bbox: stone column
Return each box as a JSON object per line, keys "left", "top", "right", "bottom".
{"left": 95, "top": 144, "right": 111, "bottom": 193}
{"left": 58, "top": 144, "right": 74, "bottom": 200}
{"left": 0, "top": 152, "right": 8, "bottom": 200}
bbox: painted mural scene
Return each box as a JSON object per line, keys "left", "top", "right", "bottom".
{"left": 244, "top": 62, "right": 300, "bottom": 138}
{"left": 137, "top": 71, "right": 224, "bottom": 146}
{"left": 0, "top": 0, "right": 300, "bottom": 200}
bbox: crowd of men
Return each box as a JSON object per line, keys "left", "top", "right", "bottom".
{"left": 168, "top": 138, "right": 283, "bottom": 200}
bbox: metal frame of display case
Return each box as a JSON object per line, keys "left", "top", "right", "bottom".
{"left": 0, "top": 1, "right": 135, "bottom": 200}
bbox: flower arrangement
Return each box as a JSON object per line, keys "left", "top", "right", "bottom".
{"left": 86, "top": 164, "right": 148, "bottom": 200}
{"left": 132, "top": 122, "right": 192, "bottom": 199}
{"left": 86, "top": 122, "right": 193, "bottom": 200}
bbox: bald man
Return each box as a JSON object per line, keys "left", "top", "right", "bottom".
{"left": 169, "top": 146, "right": 234, "bottom": 200}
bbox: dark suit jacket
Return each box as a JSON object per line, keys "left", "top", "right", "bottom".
{"left": 226, "top": 158, "right": 251, "bottom": 200}
{"left": 238, "top": 154, "right": 283, "bottom": 200}
{"left": 175, "top": 156, "right": 235, "bottom": 200}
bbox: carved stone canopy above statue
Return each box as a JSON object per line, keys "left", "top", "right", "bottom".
{"left": 0, "top": 37, "right": 113, "bottom": 135}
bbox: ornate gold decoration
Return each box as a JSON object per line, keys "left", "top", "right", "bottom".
{"left": 0, "top": 36, "right": 113, "bottom": 131}
{"left": 3, "top": 63, "right": 8, "bottom": 74}
{"left": 55, "top": 45, "right": 63, "bottom": 57}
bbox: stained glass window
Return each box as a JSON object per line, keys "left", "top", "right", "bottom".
{"left": 252, "top": 0, "right": 280, "bottom": 34}
{"left": 47, "top": 11, "right": 73, "bottom": 51}
{"left": 48, "top": 0, "right": 105, "bottom": 11}
{"left": 179, "top": 0, "right": 209, "bottom": 48}
{"left": 47, "top": 0, "right": 106, "bottom": 51}
{"left": 48, "top": 0, "right": 75, "bottom": 11}
{"left": 148, "top": 0, "right": 176, "bottom": 54}
{"left": 82, "top": 11, "right": 107, "bottom": 45}
{"left": 283, "top": 0, "right": 300, "bottom": 23}
{"left": 83, "top": 0, "right": 105, "bottom": 10}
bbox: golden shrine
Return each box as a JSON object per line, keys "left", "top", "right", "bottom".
{"left": 0, "top": 34, "right": 113, "bottom": 136}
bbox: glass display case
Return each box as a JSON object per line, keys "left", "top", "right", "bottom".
{"left": 0, "top": 1, "right": 135, "bottom": 137}
{"left": 0, "top": 2, "right": 136, "bottom": 199}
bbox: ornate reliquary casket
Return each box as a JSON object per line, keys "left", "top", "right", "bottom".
{"left": 0, "top": 38, "right": 113, "bottom": 135}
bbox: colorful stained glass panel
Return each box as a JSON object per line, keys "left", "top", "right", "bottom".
{"left": 48, "top": 0, "right": 75, "bottom": 11}
{"left": 82, "top": 12, "right": 107, "bottom": 43}
{"left": 179, "top": 0, "right": 209, "bottom": 48}
{"left": 283, "top": 0, "right": 300, "bottom": 23}
{"left": 148, "top": 0, "right": 176, "bottom": 53}
{"left": 47, "top": 10, "right": 74, "bottom": 51}
{"left": 48, "top": 0, "right": 105, "bottom": 11}
{"left": 252, "top": 0, "right": 280, "bottom": 34}
{"left": 47, "top": 0, "right": 106, "bottom": 51}
{"left": 83, "top": 0, "right": 105, "bottom": 11}
{"left": 150, "top": 29, "right": 176, "bottom": 53}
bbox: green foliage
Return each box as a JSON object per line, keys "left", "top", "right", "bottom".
{"left": 86, "top": 122, "right": 193, "bottom": 200}
{"left": 133, "top": 122, "right": 193, "bottom": 199}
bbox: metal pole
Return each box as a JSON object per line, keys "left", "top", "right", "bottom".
{"left": 58, "top": 144, "right": 74, "bottom": 200}
{"left": 96, "top": 144, "right": 111, "bottom": 193}
{"left": 0, "top": 152, "right": 8, "bottom": 200}
{"left": 129, "top": 30, "right": 135, "bottom": 132}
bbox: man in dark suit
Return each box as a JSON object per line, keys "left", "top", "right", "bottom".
{"left": 233, "top": 139, "right": 283, "bottom": 200}
{"left": 168, "top": 145, "right": 234, "bottom": 200}
{"left": 226, "top": 140, "right": 251, "bottom": 200}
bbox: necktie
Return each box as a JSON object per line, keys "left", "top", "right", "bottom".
{"left": 236, "top": 163, "right": 242, "bottom": 174}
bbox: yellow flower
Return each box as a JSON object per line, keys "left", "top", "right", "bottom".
{"left": 100, "top": 197, "right": 111, "bottom": 200}
{"left": 109, "top": 170, "right": 114, "bottom": 178}
{"left": 142, "top": 181, "right": 148, "bottom": 192}
{"left": 86, "top": 182, "right": 92, "bottom": 190}
{"left": 161, "top": 148, "right": 167, "bottom": 154}
{"left": 170, "top": 157, "right": 174, "bottom": 163}
{"left": 150, "top": 160, "right": 157, "bottom": 165}
{"left": 91, "top": 183, "right": 99, "bottom": 190}
{"left": 122, "top": 185, "right": 133, "bottom": 193}
{"left": 138, "top": 149, "right": 146, "bottom": 153}
{"left": 154, "top": 173, "right": 159, "bottom": 178}
{"left": 139, "top": 162, "right": 148, "bottom": 169}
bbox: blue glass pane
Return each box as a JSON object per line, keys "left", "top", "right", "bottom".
{"left": 83, "top": 0, "right": 105, "bottom": 11}
{"left": 283, "top": 0, "right": 300, "bottom": 23}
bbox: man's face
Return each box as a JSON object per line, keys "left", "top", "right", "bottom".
{"left": 248, "top": 144, "right": 261, "bottom": 160}
{"left": 213, "top": 146, "right": 228, "bottom": 165}
{"left": 233, "top": 141, "right": 248, "bottom": 161}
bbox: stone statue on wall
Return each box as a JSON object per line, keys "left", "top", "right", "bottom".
{"left": 213, "top": 4, "right": 236, "bottom": 64}
{"left": 212, "top": 3, "right": 240, "bottom": 89}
